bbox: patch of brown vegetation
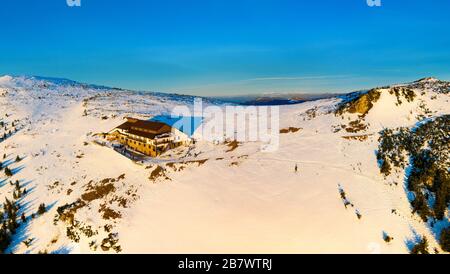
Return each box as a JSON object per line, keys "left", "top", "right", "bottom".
{"left": 149, "top": 165, "right": 170, "bottom": 181}
{"left": 82, "top": 181, "right": 115, "bottom": 202}
{"left": 54, "top": 174, "right": 131, "bottom": 251}
{"left": 117, "top": 197, "right": 128, "bottom": 208}
{"left": 50, "top": 236, "right": 58, "bottom": 244}
{"left": 99, "top": 203, "right": 122, "bottom": 220}
{"left": 336, "top": 88, "right": 381, "bottom": 116}
{"left": 225, "top": 140, "right": 240, "bottom": 152}
{"left": 342, "top": 134, "right": 371, "bottom": 142}
{"left": 166, "top": 162, "right": 177, "bottom": 171}
{"left": 55, "top": 199, "right": 87, "bottom": 225}
{"left": 109, "top": 195, "right": 130, "bottom": 208}
{"left": 100, "top": 233, "right": 121, "bottom": 253}
{"left": 344, "top": 120, "right": 368, "bottom": 133}
{"left": 47, "top": 181, "right": 60, "bottom": 190}
{"left": 332, "top": 124, "right": 347, "bottom": 133}
{"left": 166, "top": 159, "right": 208, "bottom": 172}
{"left": 305, "top": 107, "right": 318, "bottom": 120}
{"left": 280, "top": 127, "right": 302, "bottom": 134}
{"left": 388, "top": 86, "right": 416, "bottom": 105}
{"left": 185, "top": 159, "right": 208, "bottom": 166}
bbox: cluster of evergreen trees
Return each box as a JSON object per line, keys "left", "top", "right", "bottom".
{"left": 0, "top": 131, "right": 12, "bottom": 142}
{"left": 388, "top": 86, "right": 416, "bottom": 105}
{"left": 0, "top": 188, "right": 46, "bottom": 253}
{"left": 409, "top": 78, "right": 450, "bottom": 95}
{"left": 0, "top": 118, "right": 19, "bottom": 142}
{"left": 12, "top": 180, "right": 27, "bottom": 200}
{"left": 0, "top": 155, "right": 22, "bottom": 177}
{"left": 4, "top": 167, "right": 12, "bottom": 177}
{"left": 0, "top": 179, "right": 28, "bottom": 253}
{"left": 377, "top": 115, "right": 450, "bottom": 252}
{"left": 411, "top": 237, "right": 430, "bottom": 254}
{"left": 0, "top": 198, "right": 19, "bottom": 253}
{"left": 441, "top": 227, "right": 450, "bottom": 252}
{"left": 376, "top": 127, "right": 410, "bottom": 175}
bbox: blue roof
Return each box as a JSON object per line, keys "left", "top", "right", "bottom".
{"left": 149, "top": 115, "right": 203, "bottom": 137}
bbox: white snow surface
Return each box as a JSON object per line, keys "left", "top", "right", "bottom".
{"left": 0, "top": 75, "right": 449, "bottom": 254}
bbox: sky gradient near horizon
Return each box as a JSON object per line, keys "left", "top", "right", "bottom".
{"left": 1, "top": 0, "right": 449, "bottom": 96}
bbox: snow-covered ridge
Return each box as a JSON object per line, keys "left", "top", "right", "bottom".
{"left": 0, "top": 75, "right": 228, "bottom": 104}
{"left": 1, "top": 74, "right": 448, "bottom": 106}
{"left": 0, "top": 75, "right": 229, "bottom": 121}
{"left": 0, "top": 75, "right": 114, "bottom": 91}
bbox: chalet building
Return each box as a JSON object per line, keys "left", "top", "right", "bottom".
{"left": 108, "top": 117, "right": 190, "bottom": 157}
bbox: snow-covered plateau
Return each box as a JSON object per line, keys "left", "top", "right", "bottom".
{"left": 0, "top": 75, "right": 448, "bottom": 254}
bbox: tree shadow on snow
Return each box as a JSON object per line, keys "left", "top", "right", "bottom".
{"left": 45, "top": 201, "right": 58, "bottom": 212}
{"left": 11, "top": 165, "right": 25, "bottom": 176}
{"left": 404, "top": 227, "right": 423, "bottom": 253}
{"left": 5, "top": 199, "right": 58, "bottom": 254}
{"left": 0, "top": 177, "right": 8, "bottom": 188}
{"left": 426, "top": 218, "right": 450, "bottom": 245}
{"left": 51, "top": 245, "right": 74, "bottom": 254}
{"left": 1, "top": 158, "right": 15, "bottom": 169}
{"left": 5, "top": 212, "right": 32, "bottom": 254}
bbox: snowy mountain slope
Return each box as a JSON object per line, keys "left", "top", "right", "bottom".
{"left": 0, "top": 75, "right": 448, "bottom": 254}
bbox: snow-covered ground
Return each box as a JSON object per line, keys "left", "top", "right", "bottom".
{"left": 0, "top": 75, "right": 448, "bottom": 254}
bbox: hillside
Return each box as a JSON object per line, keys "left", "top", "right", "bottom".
{"left": 0, "top": 75, "right": 449, "bottom": 254}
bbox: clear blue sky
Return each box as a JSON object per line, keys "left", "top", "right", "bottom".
{"left": 1, "top": 0, "right": 449, "bottom": 96}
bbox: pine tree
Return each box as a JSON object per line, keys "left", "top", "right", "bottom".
{"left": 440, "top": 227, "right": 450, "bottom": 252}
{"left": 432, "top": 169, "right": 449, "bottom": 220}
{"left": 0, "top": 226, "right": 11, "bottom": 254}
{"left": 380, "top": 159, "right": 391, "bottom": 176}
{"left": 37, "top": 203, "right": 46, "bottom": 215}
{"left": 15, "top": 155, "right": 21, "bottom": 162}
{"left": 4, "top": 167, "right": 12, "bottom": 177}
{"left": 411, "top": 192, "right": 431, "bottom": 222}
{"left": 411, "top": 237, "right": 429, "bottom": 254}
